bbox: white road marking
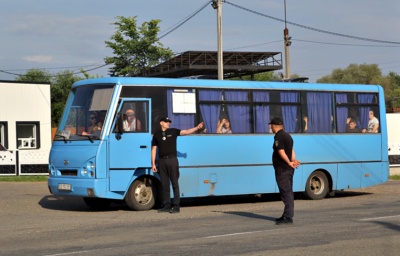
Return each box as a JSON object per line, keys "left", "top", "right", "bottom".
{"left": 359, "top": 215, "right": 400, "bottom": 221}
{"left": 202, "top": 230, "right": 268, "bottom": 239}
{"left": 44, "top": 248, "right": 107, "bottom": 256}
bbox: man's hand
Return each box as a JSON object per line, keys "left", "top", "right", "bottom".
{"left": 293, "top": 160, "right": 301, "bottom": 168}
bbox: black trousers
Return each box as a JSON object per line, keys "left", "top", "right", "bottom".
{"left": 158, "top": 157, "right": 180, "bottom": 207}
{"left": 274, "top": 165, "right": 295, "bottom": 220}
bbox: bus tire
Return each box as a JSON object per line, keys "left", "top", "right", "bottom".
{"left": 125, "top": 178, "right": 156, "bottom": 211}
{"left": 304, "top": 171, "right": 329, "bottom": 200}
{"left": 83, "top": 197, "right": 112, "bottom": 210}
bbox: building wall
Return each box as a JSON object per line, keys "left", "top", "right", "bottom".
{"left": 387, "top": 113, "right": 400, "bottom": 166}
{"left": 0, "top": 81, "right": 51, "bottom": 175}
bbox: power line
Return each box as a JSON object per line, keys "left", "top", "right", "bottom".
{"left": 294, "top": 39, "right": 400, "bottom": 48}
{"left": 224, "top": 1, "right": 400, "bottom": 45}
{"left": 227, "top": 40, "right": 282, "bottom": 50}
{"left": 159, "top": 1, "right": 211, "bottom": 39}
{"left": 0, "top": 63, "right": 110, "bottom": 78}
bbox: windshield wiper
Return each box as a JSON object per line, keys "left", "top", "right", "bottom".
{"left": 78, "top": 134, "right": 94, "bottom": 143}
{"left": 54, "top": 134, "right": 67, "bottom": 142}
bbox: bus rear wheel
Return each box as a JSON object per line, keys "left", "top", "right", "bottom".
{"left": 304, "top": 171, "right": 329, "bottom": 200}
{"left": 125, "top": 178, "right": 156, "bottom": 211}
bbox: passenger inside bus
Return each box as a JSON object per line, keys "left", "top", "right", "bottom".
{"left": 348, "top": 108, "right": 361, "bottom": 128}
{"left": 362, "top": 109, "right": 379, "bottom": 133}
{"left": 123, "top": 108, "right": 142, "bottom": 132}
{"left": 302, "top": 116, "right": 308, "bottom": 133}
{"left": 216, "top": 118, "right": 232, "bottom": 134}
{"left": 346, "top": 118, "right": 360, "bottom": 133}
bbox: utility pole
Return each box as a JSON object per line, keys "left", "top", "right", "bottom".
{"left": 284, "top": 0, "right": 291, "bottom": 80}
{"left": 212, "top": 0, "right": 223, "bottom": 80}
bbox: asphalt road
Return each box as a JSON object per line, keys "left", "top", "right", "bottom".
{"left": 1, "top": 181, "right": 400, "bottom": 256}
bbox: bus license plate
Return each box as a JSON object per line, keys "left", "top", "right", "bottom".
{"left": 58, "top": 183, "right": 72, "bottom": 191}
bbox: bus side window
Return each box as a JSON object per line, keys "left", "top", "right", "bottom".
{"left": 305, "top": 92, "right": 333, "bottom": 133}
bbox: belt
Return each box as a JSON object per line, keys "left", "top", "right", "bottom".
{"left": 160, "top": 155, "right": 176, "bottom": 159}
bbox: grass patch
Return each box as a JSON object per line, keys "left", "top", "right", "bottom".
{"left": 0, "top": 175, "right": 48, "bottom": 182}
{"left": 390, "top": 175, "right": 400, "bottom": 181}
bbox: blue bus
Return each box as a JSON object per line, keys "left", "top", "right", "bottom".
{"left": 48, "top": 77, "right": 389, "bottom": 210}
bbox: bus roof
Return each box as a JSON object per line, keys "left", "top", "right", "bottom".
{"left": 73, "top": 77, "right": 383, "bottom": 93}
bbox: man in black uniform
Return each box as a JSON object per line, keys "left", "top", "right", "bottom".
{"left": 152, "top": 117, "right": 204, "bottom": 214}
{"left": 269, "top": 117, "right": 300, "bottom": 225}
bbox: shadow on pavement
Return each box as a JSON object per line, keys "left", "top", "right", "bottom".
{"left": 38, "top": 195, "right": 128, "bottom": 212}
{"left": 38, "top": 190, "right": 373, "bottom": 212}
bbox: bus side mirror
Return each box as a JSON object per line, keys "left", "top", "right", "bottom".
{"left": 115, "top": 113, "right": 125, "bottom": 140}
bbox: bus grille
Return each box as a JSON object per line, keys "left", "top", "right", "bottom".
{"left": 60, "top": 170, "right": 78, "bottom": 176}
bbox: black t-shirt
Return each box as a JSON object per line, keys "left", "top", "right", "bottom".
{"left": 272, "top": 129, "right": 293, "bottom": 167}
{"left": 152, "top": 128, "right": 181, "bottom": 157}
{"left": 346, "top": 125, "right": 360, "bottom": 133}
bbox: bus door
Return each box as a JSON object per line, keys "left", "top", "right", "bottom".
{"left": 109, "top": 99, "right": 152, "bottom": 172}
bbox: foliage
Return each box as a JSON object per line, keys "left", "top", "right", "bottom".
{"left": 317, "top": 64, "right": 400, "bottom": 107}
{"left": 317, "top": 64, "right": 382, "bottom": 84}
{"left": 16, "top": 69, "right": 83, "bottom": 127}
{"left": 385, "top": 72, "right": 400, "bottom": 108}
{"left": 229, "top": 71, "right": 282, "bottom": 81}
{"left": 0, "top": 175, "right": 48, "bottom": 182}
{"left": 104, "top": 16, "right": 173, "bottom": 77}
{"left": 15, "top": 68, "right": 51, "bottom": 83}
{"left": 390, "top": 174, "right": 400, "bottom": 180}
{"left": 80, "top": 68, "right": 102, "bottom": 79}
{"left": 51, "top": 70, "right": 83, "bottom": 127}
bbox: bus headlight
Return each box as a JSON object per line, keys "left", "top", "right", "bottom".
{"left": 49, "top": 163, "right": 55, "bottom": 176}
{"left": 87, "top": 161, "right": 95, "bottom": 170}
{"left": 82, "top": 167, "right": 88, "bottom": 176}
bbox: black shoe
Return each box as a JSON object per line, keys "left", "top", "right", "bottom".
{"left": 276, "top": 217, "right": 293, "bottom": 225}
{"left": 275, "top": 216, "right": 284, "bottom": 222}
{"left": 158, "top": 206, "right": 171, "bottom": 213}
{"left": 169, "top": 206, "right": 180, "bottom": 214}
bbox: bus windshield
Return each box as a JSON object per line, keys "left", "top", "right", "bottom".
{"left": 54, "top": 84, "right": 114, "bottom": 141}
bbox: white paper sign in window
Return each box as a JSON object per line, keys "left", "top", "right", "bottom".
{"left": 172, "top": 92, "right": 196, "bottom": 114}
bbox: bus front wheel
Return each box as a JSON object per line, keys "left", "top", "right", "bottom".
{"left": 304, "top": 171, "right": 329, "bottom": 200}
{"left": 125, "top": 178, "right": 156, "bottom": 211}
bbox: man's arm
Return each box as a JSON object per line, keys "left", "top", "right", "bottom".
{"left": 180, "top": 122, "right": 204, "bottom": 136}
{"left": 151, "top": 146, "right": 157, "bottom": 173}
{"left": 216, "top": 120, "right": 223, "bottom": 133}
{"left": 291, "top": 149, "right": 296, "bottom": 162}
{"left": 278, "top": 149, "right": 297, "bottom": 169}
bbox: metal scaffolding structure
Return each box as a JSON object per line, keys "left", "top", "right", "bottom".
{"left": 142, "top": 51, "right": 283, "bottom": 79}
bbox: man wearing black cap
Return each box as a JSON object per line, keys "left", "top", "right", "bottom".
{"left": 269, "top": 117, "right": 300, "bottom": 225}
{"left": 151, "top": 117, "right": 204, "bottom": 213}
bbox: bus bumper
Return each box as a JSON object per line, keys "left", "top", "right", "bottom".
{"left": 48, "top": 177, "right": 108, "bottom": 198}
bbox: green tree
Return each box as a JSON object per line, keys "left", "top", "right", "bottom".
{"left": 229, "top": 71, "right": 282, "bottom": 81}
{"left": 317, "top": 64, "right": 382, "bottom": 84}
{"left": 316, "top": 64, "right": 400, "bottom": 108}
{"left": 16, "top": 69, "right": 83, "bottom": 127}
{"left": 104, "top": 16, "right": 173, "bottom": 77}
{"left": 15, "top": 68, "right": 51, "bottom": 83}
{"left": 385, "top": 72, "right": 400, "bottom": 108}
{"left": 80, "top": 68, "right": 102, "bottom": 79}
{"left": 51, "top": 70, "right": 83, "bottom": 127}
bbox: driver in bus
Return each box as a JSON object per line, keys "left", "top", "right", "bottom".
{"left": 123, "top": 109, "right": 142, "bottom": 132}
{"left": 82, "top": 112, "right": 102, "bottom": 135}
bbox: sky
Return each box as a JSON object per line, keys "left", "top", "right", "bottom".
{"left": 1, "top": 0, "right": 399, "bottom": 83}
